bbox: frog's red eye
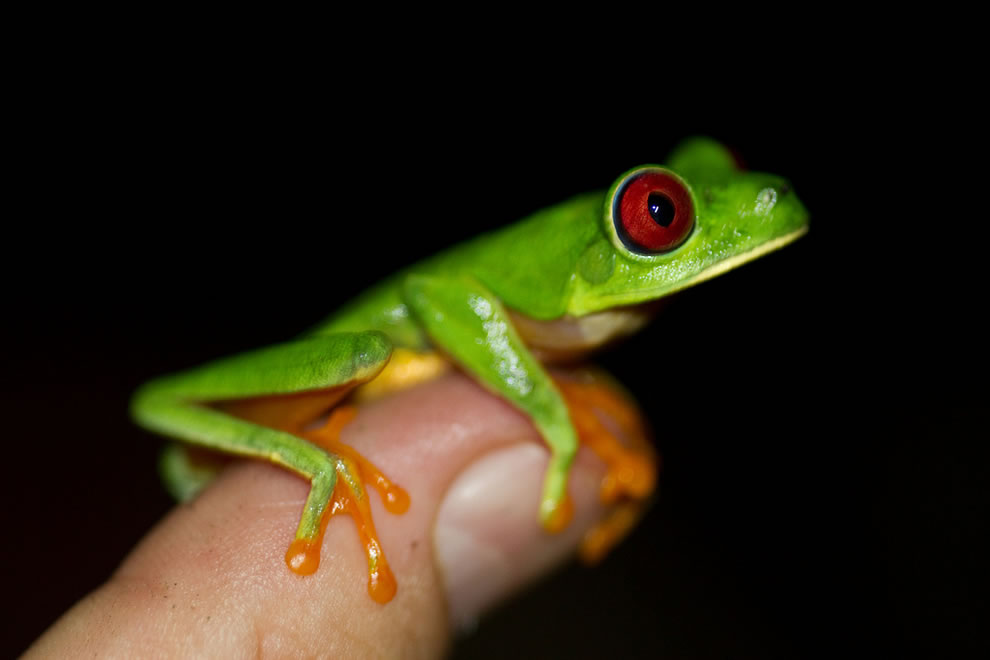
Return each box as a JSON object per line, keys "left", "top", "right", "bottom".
{"left": 613, "top": 169, "right": 694, "bottom": 254}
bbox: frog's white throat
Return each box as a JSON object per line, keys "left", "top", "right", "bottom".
{"left": 508, "top": 303, "right": 661, "bottom": 363}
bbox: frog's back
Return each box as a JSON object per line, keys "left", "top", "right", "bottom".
{"left": 308, "top": 190, "right": 605, "bottom": 345}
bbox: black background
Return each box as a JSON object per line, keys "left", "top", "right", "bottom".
{"left": 3, "top": 60, "right": 983, "bottom": 658}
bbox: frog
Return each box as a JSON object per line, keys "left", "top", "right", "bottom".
{"left": 131, "top": 136, "right": 809, "bottom": 603}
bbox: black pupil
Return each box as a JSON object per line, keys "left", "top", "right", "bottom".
{"left": 647, "top": 192, "right": 676, "bottom": 228}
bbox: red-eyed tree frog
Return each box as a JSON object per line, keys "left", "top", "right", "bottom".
{"left": 131, "top": 137, "right": 809, "bottom": 603}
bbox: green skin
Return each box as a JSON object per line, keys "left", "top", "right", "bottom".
{"left": 132, "top": 137, "right": 809, "bottom": 561}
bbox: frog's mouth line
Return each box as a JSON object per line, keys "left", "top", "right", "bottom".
{"left": 676, "top": 225, "right": 809, "bottom": 292}
{"left": 572, "top": 225, "right": 809, "bottom": 314}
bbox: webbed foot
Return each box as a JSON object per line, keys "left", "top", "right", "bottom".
{"left": 552, "top": 370, "right": 658, "bottom": 563}
{"left": 286, "top": 405, "right": 410, "bottom": 603}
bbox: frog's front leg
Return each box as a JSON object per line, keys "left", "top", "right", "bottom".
{"left": 131, "top": 332, "right": 408, "bottom": 603}
{"left": 401, "top": 275, "right": 579, "bottom": 530}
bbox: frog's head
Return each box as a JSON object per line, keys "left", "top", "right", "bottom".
{"left": 567, "top": 137, "right": 809, "bottom": 315}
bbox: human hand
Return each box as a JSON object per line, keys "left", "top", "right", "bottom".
{"left": 26, "top": 371, "right": 618, "bottom": 658}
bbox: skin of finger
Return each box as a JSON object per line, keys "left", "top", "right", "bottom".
{"left": 25, "top": 371, "right": 607, "bottom": 658}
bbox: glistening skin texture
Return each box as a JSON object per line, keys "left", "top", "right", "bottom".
{"left": 27, "top": 372, "right": 611, "bottom": 657}
{"left": 127, "top": 136, "right": 809, "bottom": 605}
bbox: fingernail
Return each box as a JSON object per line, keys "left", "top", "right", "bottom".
{"left": 433, "top": 443, "right": 603, "bottom": 631}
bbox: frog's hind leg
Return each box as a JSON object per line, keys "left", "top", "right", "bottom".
{"left": 132, "top": 332, "right": 409, "bottom": 602}
{"left": 551, "top": 369, "right": 659, "bottom": 563}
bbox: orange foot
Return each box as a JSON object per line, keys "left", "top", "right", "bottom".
{"left": 552, "top": 370, "right": 659, "bottom": 564}
{"left": 285, "top": 406, "right": 410, "bottom": 603}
